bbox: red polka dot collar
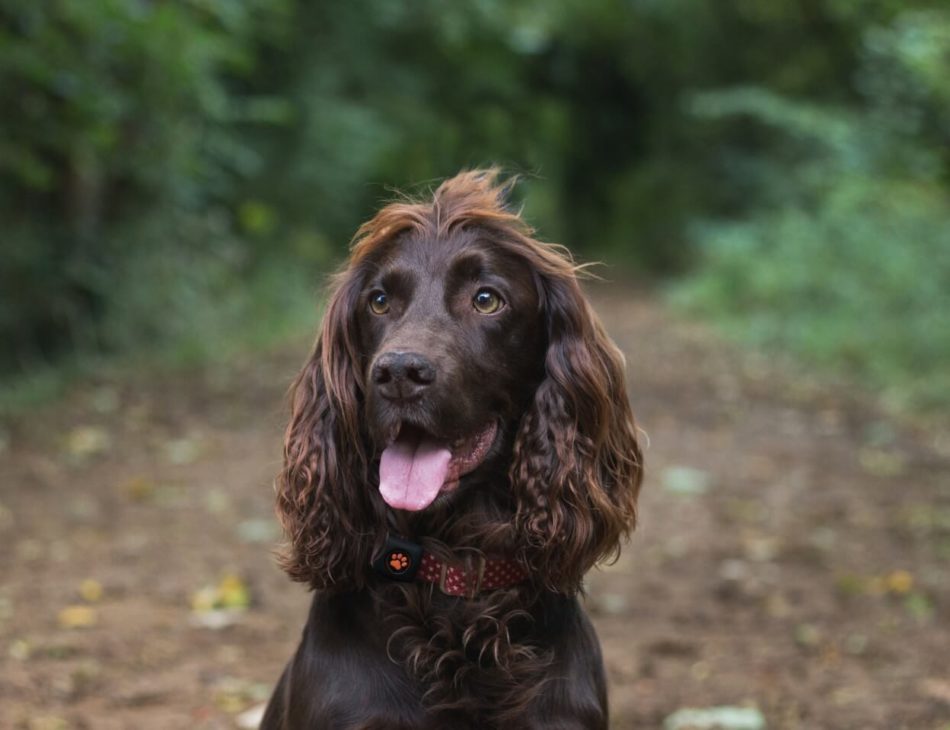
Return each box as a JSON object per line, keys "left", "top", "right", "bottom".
{"left": 416, "top": 552, "right": 528, "bottom": 597}
{"left": 373, "top": 535, "right": 528, "bottom": 598}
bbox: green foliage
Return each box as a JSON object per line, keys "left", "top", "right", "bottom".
{"left": 0, "top": 0, "right": 947, "bottom": 416}
{"left": 675, "top": 8, "right": 950, "bottom": 413}
{"left": 0, "top": 0, "right": 295, "bottom": 369}
{"left": 674, "top": 187, "right": 950, "bottom": 412}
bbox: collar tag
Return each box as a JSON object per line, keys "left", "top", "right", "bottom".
{"left": 372, "top": 535, "right": 423, "bottom": 582}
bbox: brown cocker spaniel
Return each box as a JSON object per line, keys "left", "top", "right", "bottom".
{"left": 262, "top": 169, "right": 643, "bottom": 730}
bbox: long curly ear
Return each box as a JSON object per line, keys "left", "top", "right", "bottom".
{"left": 276, "top": 269, "right": 381, "bottom": 590}
{"left": 511, "top": 273, "right": 643, "bottom": 594}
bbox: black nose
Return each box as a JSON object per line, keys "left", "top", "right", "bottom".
{"left": 372, "top": 351, "right": 436, "bottom": 401}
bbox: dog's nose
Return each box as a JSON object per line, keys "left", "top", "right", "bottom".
{"left": 372, "top": 351, "right": 436, "bottom": 401}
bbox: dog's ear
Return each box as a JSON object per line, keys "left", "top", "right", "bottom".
{"left": 276, "top": 268, "right": 382, "bottom": 590}
{"left": 510, "top": 272, "right": 643, "bottom": 593}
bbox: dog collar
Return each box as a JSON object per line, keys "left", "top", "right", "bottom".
{"left": 373, "top": 535, "right": 527, "bottom": 598}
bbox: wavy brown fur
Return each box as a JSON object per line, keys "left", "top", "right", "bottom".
{"left": 379, "top": 583, "right": 553, "bottom": 724}
{"left": 266, "top": 169, "right": 643, "bottom": 728}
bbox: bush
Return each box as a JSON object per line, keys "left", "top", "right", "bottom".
{"left": 0, "top": 0, "right": 295, "bottom": 370}
{"left": 674, "top": 9, "right": 950, "bottom": 414}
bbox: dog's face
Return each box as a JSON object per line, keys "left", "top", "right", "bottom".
{"left": 276, "top": 170, "right": 642, "bottom": 592}
{"left": 358, "top": 228, "right": 545, "bottom": 511}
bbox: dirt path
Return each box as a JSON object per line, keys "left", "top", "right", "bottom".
{"left": 1, "top": 285, "right": 948, "bottom": 729}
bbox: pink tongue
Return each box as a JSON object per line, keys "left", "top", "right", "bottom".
{"left": 379, "top": 430, "right": 452, "bottom": 511}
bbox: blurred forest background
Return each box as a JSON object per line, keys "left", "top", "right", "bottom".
{"left": 3, "top": 3, "right": 950, "bottom": 727}
{"left": 2, "top": 0, "right": 949, "bottom": 417}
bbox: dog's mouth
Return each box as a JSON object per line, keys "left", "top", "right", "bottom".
{"left": 378, "top": 421, "right": 498, "bottom": 511}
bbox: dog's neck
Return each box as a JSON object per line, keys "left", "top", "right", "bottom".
{"left": 386, "top": 477, "right": 517, "bottom": 552}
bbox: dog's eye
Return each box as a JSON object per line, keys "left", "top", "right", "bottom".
{"left": 369, "top": 291, "right": 390, "bottom": 315}
{"left": 473, "top": 288, "right": 504, "bottom": 315}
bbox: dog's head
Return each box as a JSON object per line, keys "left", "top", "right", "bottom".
{"left": 276, "top": 170, "right": 642, "bottom": 593}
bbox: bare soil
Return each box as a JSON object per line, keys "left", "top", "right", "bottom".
{"left": 1, "top": 285, "right": 948, "bottom": 729}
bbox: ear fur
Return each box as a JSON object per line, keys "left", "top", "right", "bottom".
{"left": 511, "top": 273, "right": 642, "bottom": 593}
{"left": 275, "top": 269, "right": 383, "bottom": 589}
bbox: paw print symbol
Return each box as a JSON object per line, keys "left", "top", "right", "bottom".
{"left": 388, "top": 552, "right": 411, "bottom": 573}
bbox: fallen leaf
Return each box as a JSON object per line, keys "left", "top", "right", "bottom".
{"left": 215, "top": 690, "right": 246, "bottom": 714}
{"left": 191, "top": 574, "right": 251, "bottom": 619}
{"left": 885, "top": 570, "right": 913, "bottom": 595}
{"left": 9, "top": 638, "right": 31, "bottom": 660}
{"left": 57, "top": 605, "right": 97, "bottom": 629}
{"left": 189, "top": 610, "right": 241, "bottom": 631}
{"left": 79, "top": 579, "right": 103, "bottom": 603}
{"left": 664, "top": 706, "right": 766, "bottom": 730}
{"left": 839, "top": 572, "right": 915, "bottom": 598}
{"left": 593, "top": 592, "right": 629, "bottom": 616}
{"left": 236, "top": 519, "right": 280, "bottom": 544}
{"left": 164, "top": 437, "right": 202, "bottom": 465}
{"left": 662, "top": 466, "right": 710, "bottom": 496}
{"left": 118, "top": 477, "right": 156, "bottom": 503}
{"left": 191, "top": 586, "right": 219, "bottom": 614}
{"left": 217, "top": 575, "right": 250, "bottom": 610}
{"left": 64, "top": 426, "right": 111, "bottom": 460}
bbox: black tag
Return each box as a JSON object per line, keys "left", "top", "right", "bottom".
{"left": 372, "top": 535, "right": 423, "bottom": 582}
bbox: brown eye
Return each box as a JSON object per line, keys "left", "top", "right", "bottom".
{"left": 369, "top": 291, "right": 389, "bottom": 315}
{"left": 473, "top": 288, "right": 503, "bottom": 314}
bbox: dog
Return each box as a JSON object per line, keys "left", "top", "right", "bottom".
{"left": 261, "top": 169, "right": 642, "bottom": 729}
